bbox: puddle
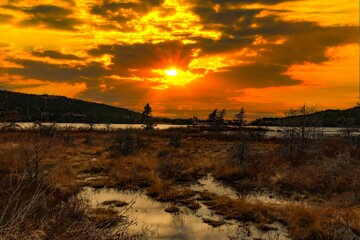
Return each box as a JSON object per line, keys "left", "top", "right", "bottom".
{"left": 81, "top": 187, "right": 291, "bottom": 240}
{"left": 76, "top": 173, "right": 108, "bottom": 183}
{"left": 190, "top": 174, "right": 299, "bottom": 205}
{"left": 244, "top": 189, "right": 293, "bottom": 205}
{"left": 189, "top": 174, "right": 240, "bottom": 199}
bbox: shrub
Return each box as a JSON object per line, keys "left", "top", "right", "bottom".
{"left": 169, "top": 133, "right": 182, "bottom": 148}
{"left": 0, "top": 174, "right": 141, "bottom": 240}
{"left": 109, "top": 130, "right": 145, "bottom": 157}
{"left": 229, "top": 142, "right": 249, "bottom": 166}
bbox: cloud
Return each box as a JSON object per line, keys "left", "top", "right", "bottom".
{"left": 204, "top": 63, "right": 301, "bottom": 89}
{"left": 1, "top": 4, "right": 81, "bottom": 30}
{"left": 190, "top": 0, "right": 298, "bottom": 6}
{"left": 78, "top": 76, "right": 160, "bottom": 108}
{"left": 258, "top": 24, "right": 358, "bottom": 65}
{"left": 3, "top": 58, "right": 108, "bottom": 83}
{"left": 90, "top": 0, "right": 165, "bottom": 23}
{"left": 193, "top": 5, "right": 260, "bottom": 26}
{"left": 89, "top": 40, "right": 195, "bottom": 77}
{"left": 0, "top": 13, "right": 13, "bottom": 23}
{"left": 193, "top": 12, "right": 358, "bottom": 66}
{"left": 31, "top": 50, "right": 83, "bottom": 60}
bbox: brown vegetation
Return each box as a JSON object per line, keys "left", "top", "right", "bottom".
{"left": 0, "top": 174, "right": 141, "bottom": 240}
{"left": 0, "top": 126, "right": 359, "bottom": 239}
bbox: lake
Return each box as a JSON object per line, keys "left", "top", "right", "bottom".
{"left": 2, "top": 122, "right": 359, "bottom": 137}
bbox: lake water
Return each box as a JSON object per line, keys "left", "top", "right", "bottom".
{"left": 247, "top": 126, "right": 360, "bottom": 137}
{"left": 2, "top": 122, "right": 187, "bottom": 130}
{"left": 2, "top": 122, "right": 358, "bottom": 137}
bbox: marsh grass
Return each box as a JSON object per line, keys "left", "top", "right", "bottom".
{"left": 1, "top": 128, "right": 360, "bottom": 240}
{"left": 0, "top": 174, "right": 141, "bottom": 240}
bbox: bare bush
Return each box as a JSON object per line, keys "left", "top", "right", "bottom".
{"left": 283, "top": 104, "right": 322, "bottom": 150}
{"left": 169, "top": 132, "right": 182, "bottom": 148}
{"left": 18, "top": 128, "right": 60, "bottom": 181}
{"left": 246, "top": 127, "right": 268, "bottom": 141}
{"left": 229, "top": 142, "right": 249, "bottom": 166}
{"left": 0, "top": 175, "right": 142, "bottom": 240}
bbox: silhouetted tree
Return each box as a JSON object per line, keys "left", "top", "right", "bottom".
{"left": 142, "top": 103, "right": 154, "bottom": 130}
{"left": 208, "top": 109, "right": 226, "bottom": 130}
{"left": 85, "top": 111, "right": 97, "bottom": 131}
{"left": 191, "top": 116, "right": 199, "bottom": 127}
{"left": 234, "top": 107, "right": 246, "bottom": 130}
{"left": 0, "top": 91, "right": 21, "bottom": 130}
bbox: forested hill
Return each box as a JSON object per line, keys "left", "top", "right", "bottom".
{"left": 0, "top": 90, "right": 142, "bottom": 123}
{"left": 251, "top": 106, "right": 360, "bottom": 127}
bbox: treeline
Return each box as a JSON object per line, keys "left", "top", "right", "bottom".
{"left": 0, "top": 90, "right": 197, "bottom": 125}
{"left": 0, "top": 90, "right": 142, "bottom": 124}
{"left": 251, "top": 106, "right": 360, "bottom": 127}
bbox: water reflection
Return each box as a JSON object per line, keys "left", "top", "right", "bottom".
{"left": 189, "top": 174, "right": 295, "bottom": 205}
{"left": 189, "top": 174, "right": 240, "bottom": 199}
{"left": 81, "top": 187, "right": 290, "bottom": 240}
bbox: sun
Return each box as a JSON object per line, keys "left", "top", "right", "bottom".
{"left": 165, "top": 68, "right": 178, "bottom": 77}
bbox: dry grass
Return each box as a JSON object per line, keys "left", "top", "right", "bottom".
{"left": 201, "top": 194, "right": 360, "bottom": 239}
{"left": 1, "top": 128, "right": 359, "bottom": 240}
{"left": 0, "top": 174, "right": 141, "bottom": 240}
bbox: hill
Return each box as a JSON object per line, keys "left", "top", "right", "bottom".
{"left": 251, "top": 106, "right": 360, "bottom": 127}
{"left": 0, "top": 90, "right": 142, "bottom": 124}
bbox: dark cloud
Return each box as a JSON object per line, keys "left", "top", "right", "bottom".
{"left": 0, "top": 13, "right": 13, "bottom": 23}
{"left": 90, "top": 0, "right": 165, "bottom": 24}
{"left": 204, "top": 63, "right": 301, "bottom": 89}
{"left": 78, "top": 76, "right": 159, "bottom": 108}
{"left": 191, "top": 36, "right": 254, "bottom": 55}
{"left": 1, "top": 4, "right": 81, "bottom": 30}
{"left": 23, "top": 4, "right": 72, "bottom": 16}
{"left": 193, "top": 6, "right": 260, "bottom": 26}
{"left": 249, "top": 17, "right": 359, "bottom": 64}
{"left": 7, "top": 83, "right": 47, "bottom": 91}
{"left": 89, "top": 41, "right": 195, "bottom": 76}
{"left": 0, "top": 4, "right": 19, "bottom": 11}
{"left": 19, "top": 17, "right": 80, "bottom": 30}
{"left": 193, "top": 9, "right": 358, "bottom": 66}
{"left": 3, "top": 58, "right": 108, "bottom": 83}
{"left": 31, "top": 50, "right": 83, "bottom": 60}
{"left": 190, "top": 0, "right": 296, "bottom": 6}
{"left": 215, "top": 0, "right": 297, "bottom": 4}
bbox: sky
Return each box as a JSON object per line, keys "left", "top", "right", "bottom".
{"left": 0, "top": 0, "right": 359, "bottom": 120}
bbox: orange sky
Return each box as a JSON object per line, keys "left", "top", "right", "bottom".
{"left": 0, "top": 0, "right": 358, "bottom": 120}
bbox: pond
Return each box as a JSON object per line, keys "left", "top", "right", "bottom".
{"left": 81, "top": 175, "right": 291, "bottom": 240}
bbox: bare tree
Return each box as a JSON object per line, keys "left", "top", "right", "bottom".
{"left": 86, "top": 111, "right": 97, "bottom": 131}
{"left": 284, "top": 104, "right": 321, "bottom": 149}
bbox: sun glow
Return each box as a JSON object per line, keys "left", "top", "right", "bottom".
{"left": 165, "top": 69, "right": 178, "bottom": 76}
{"left": 151, "top": 68, "right": 202, "bottom": 88}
